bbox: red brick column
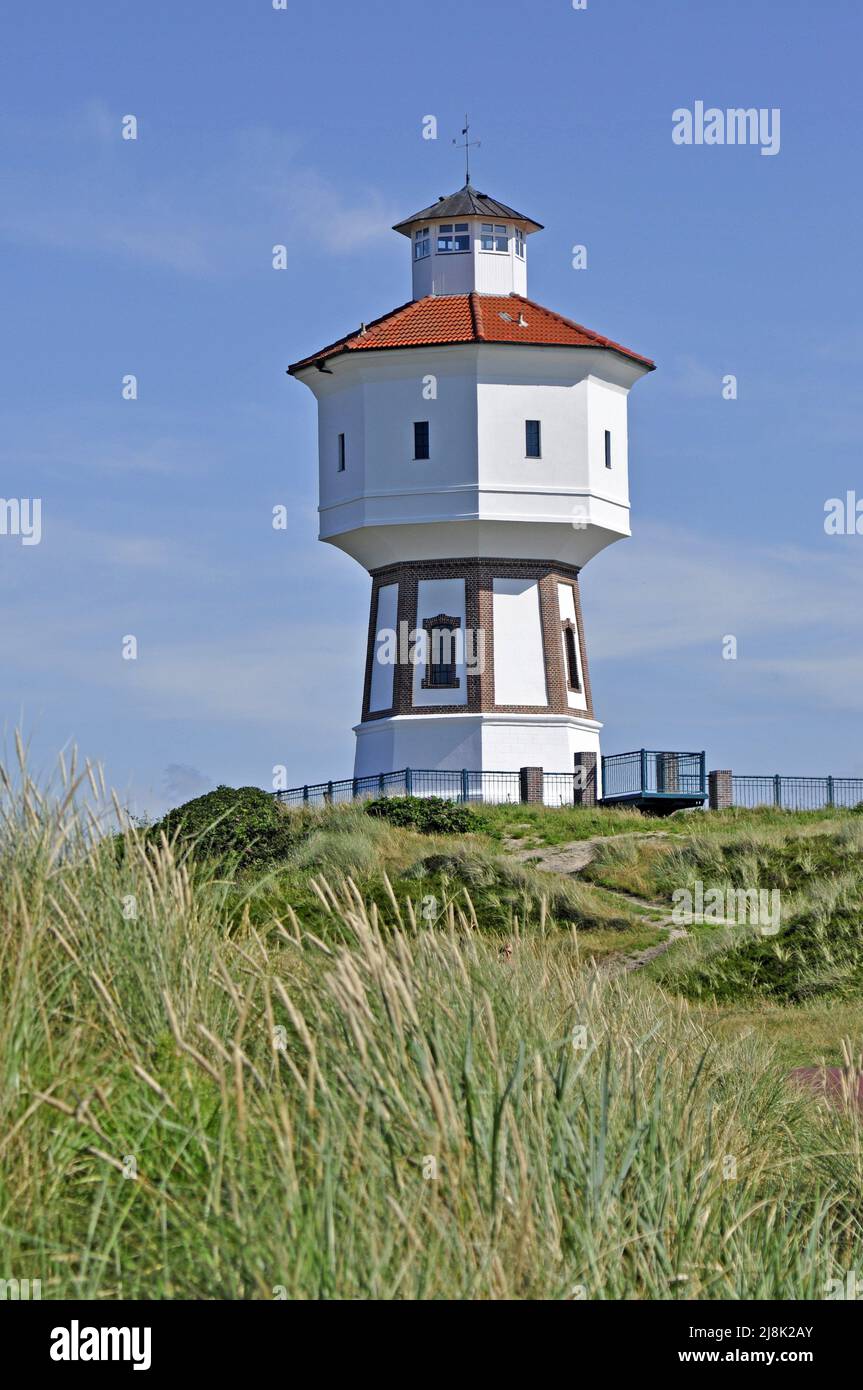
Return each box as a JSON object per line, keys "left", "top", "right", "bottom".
{"left": 574, "top": 752, "right": 598, "bottom": 807}
{"left": 708, "top": 769, "right": 733, "bottom": 811}
{"left": 519, "top": 766, "right": 544, "bottom": 804}
{"left": 657, "top": 753, "right": 680, "bottom": 793}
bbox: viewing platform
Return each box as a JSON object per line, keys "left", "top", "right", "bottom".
{"left": 599, "top": 750, "right": 707, "bottom": 814}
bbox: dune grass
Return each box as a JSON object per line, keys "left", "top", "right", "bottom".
{"left": 474, "top": 801, "right": 651, "bottom": 845}
{"left": 471, "top": 800, "right": 863, "bottom": 848}
{"left": 583, "top": 818, "right": 863, "bottom": 1006}
{"left": 240, "top": 801, "right": 638, "bottom": 943}
{"left": 1, "top": 751, "right": 863, "bottom": 1299}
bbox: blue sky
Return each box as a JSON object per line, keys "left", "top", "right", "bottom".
{"left": 2, "top": 0, "right": 862, "bottom": 812}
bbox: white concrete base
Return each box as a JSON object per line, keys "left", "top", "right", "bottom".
{"left": 353, "top": 712, "right": 603, "bottom": 791}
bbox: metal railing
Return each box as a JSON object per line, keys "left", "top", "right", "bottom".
{"left": 273, "top": 762, "right": 863, "bottom": 813}
{"left": 274, "top": 751, "right": 707, "bottom": 809}
{"left": 274, "top": 767, "right": 589, "bottom": 808}
{"left": 601, "top": 750, "right": 707, "bottom": 801}
{"left": 732, "top": 775, "right": 863, "bottom": 811}
{"left": 275, "top": 768, "right": 525, "bottom": 808}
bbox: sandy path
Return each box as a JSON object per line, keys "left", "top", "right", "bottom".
{"left": 504, "top": 831, "right": 685, "bottom": 973}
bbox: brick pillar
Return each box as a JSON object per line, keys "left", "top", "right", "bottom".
{"left": 708, "top": 769, "right": 733, "bottom": 811}
{"left": 657, "top": 754, "right": 680, "bottom": 794}
{"left": 573, "top": 752, "right": 598, "bottom": 807}
{"left": 519, "top": 766, "right": 544, "bottom": 805}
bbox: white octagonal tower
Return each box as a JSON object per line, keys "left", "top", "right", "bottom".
{"left": 289, "top": 181, "right": 654, "bottom": 784}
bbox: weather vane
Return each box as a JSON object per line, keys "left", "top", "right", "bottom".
{"left": 452, "top": 114, "right": 480, "bottom": 186}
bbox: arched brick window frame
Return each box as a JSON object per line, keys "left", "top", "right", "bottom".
{"left": 561, "top": 618, "right": 582, "bottom": 694}
{"left": 421, "top": 614, "right": 461, "bottom": 690}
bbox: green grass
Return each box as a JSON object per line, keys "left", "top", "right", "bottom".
{"left": 583, "top": 817, "right": 863, "bottom": 1005}
{"left": 472, "top": 800, "right": 863, "bottom": 848}
{"left": 474, "top": 801, "right": 652, "bottom": 846}
{"left": 704, "top": 999, "right": 863, "bottom": 1070}
{"left": 2, "top": 754, "right": 863, "bottom": 1299}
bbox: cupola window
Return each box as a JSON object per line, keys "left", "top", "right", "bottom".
{"left": 515, "top": 228, "right": 525, "bottom": 258}
{"left": 414, "top": 227, "right": 430, "bottom": 260}
{"left": 437, "top": 223, "right": 470, "bottom": 253}
{"left": 480, "top": 223, "right": 509, "bottom": 252}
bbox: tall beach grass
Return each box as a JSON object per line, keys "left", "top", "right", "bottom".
{"left": 1, "top": 748, "right": 862, "bottom": 1299}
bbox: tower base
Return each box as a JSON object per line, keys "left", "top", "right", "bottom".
{"left": 353, "top": 712, "right": 602, "bottom": 781}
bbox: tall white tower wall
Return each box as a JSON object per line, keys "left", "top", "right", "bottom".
{"left": 301, "top": 345, "right": 643, "bottom": 574}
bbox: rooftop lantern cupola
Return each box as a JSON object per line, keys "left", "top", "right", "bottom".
{"left": 288, "top": 151, "right": 655, "bottom": 794}
{"left": 392, "top": 184, "right": 543, "bottom": 300}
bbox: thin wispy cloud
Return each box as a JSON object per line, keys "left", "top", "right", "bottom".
{"left": 0, "top": 107, "right": 397, "bottom": 275}
{"left": 0, "top": 434, "right": 216, "bottom": 479}
{"left": 584, "top": 522, "right": 863, "bottom": 664}
{"left": 162, "top": 762, "right": 213, "bottom": 803}
{"left": 663, "top": 354, "right": 726, "bottom": 399}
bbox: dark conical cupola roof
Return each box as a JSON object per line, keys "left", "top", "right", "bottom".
{"left": 393, "top": 183, "right": 543, "bottom": 236}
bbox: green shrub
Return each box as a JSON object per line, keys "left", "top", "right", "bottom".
{"left": 147, "top": 785, "right": 297, "bottom": 868}
{"left": 364, "top": 795, "right": 478, "bottom": 834}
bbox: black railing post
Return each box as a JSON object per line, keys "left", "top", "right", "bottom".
{"left": 827, "top": 775, "right": 835, "bottom": 808}
{"left": 640, "top": 749, "right": 648, "bottom": 795}
{"left": 773, "top": 774, "right": 782, "bottom": 808}
{"left": 405, "top": 767, "right": 413, "bottom": 795}
{"left": 461, "top": 768, "right": 469, "bottom": 803}
{"left": 303, "top": 784, "right": 309, "bottom": 804}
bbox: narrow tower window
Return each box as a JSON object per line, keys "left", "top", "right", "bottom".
{"left": 413, "top": 421, "right": 430, "bottom": 460}
{"left": 525, "top": 420, "right": 542, "bottom": 458}
{"left": 414, "top": 227, "right": 430, "bottom": 259}
{"left": 337, "top": 433, "right": 346, "bottom": 472}
{"left": 562, "top": 620, "right": 582, "bottom": 693}
{"left": 515, "top": 228, "right": 525, "bottom": 258}
{"left": 421, "top": 614, "right": 461, "bottom": 690}
{"left": 604, "top": 430, "right": 612, "bottom": 469}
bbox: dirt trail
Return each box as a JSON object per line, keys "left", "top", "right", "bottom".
{"left": 505, "top": 829, "right": 670, "bottom": 876}
{"left": 504, "top": 830, "right": 685, "bottom": 974}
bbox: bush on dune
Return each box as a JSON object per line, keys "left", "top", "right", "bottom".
{"left": 364, "top": 794, "right": 478, "bottom": 834}
{"left": 145, "top": 785, "right": 298, "bottom": 868}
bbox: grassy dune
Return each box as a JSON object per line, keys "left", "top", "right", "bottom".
{"left": 2, "top": 754, "right": 863, "bottom": 1299}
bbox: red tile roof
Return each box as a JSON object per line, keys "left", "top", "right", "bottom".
{"left": 288, "top": 294, "right": 654, "bottom": 374}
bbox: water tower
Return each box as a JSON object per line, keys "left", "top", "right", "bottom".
{"left": 289, "top": 171, "right": 654, "bottom": 790}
